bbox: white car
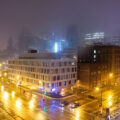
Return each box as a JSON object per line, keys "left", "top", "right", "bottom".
{"left": 70, "top": 102, "right": 80, "bottom": 109}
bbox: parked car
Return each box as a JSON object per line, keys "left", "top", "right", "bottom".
{"left": 70, "top": 101, "right": 80, "bottom": 108}
{"left": 59, "top": 101, "right": 69, "bottom": 107}
{"left": 88, "top": 95, "right": 95, "bottom": 99}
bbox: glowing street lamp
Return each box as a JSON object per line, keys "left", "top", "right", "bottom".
{"left": 109, "top": 73, "right": 113, "bottom": 78}
{"left": 95, "top": 87, "right": 103, "bottom": 114}
{"left": 76, "top": 110, "right": 80, "bottom": 120}
{"left": 0, "top": 64, "right": 2, "bottom": 67}
{"left": 108, "top": 73, "right": 113, "bottom": 87}
{"left": 108, "top": 95, "right": 112, "bottom": 100}
{"left": 1, "top": 86, "right": 4, "bottom": 91}
{"left": 16, "top": 99, "right": 22, "bottom": 108}
{"left": 29, "top": 100, "right": 34, "bottom": 109}
{"left": 4, "top": 72, "right": 7, "bottom": 77}
{"left": 3, "top": 91, "right": 8, "bottom": 100}
{"left": 95, "top": 87, "right": 99, "bottom": 91}
{"left": 17, "top": 75, "right": 20, "bottom": 80}
{"left": 11, "top": 91, "right": 15, "bottom": 98}
{"left": 108, "top": 101, "right": 112, "bottom": 107}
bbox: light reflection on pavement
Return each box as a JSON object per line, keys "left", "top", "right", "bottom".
{"left": 0, "top": 84, "right": 101, "bottom": 120}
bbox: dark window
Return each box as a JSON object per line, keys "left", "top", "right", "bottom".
{"left": 67, "top": 68, "right": 70, "bottom": 72}
{"left": 73, "top": 74, "right": 75, "bottom": 78}
{"left": 51, "top": 63, "right": 54, "bottom": 67}
{"left": 55, "top": 69, "right": 58, "bottom": 73}
{"left": 59, "top": 82, "right": 61, "bottom": 86}
{"left": 66, "top": 75, "right": 68, "bottom": 79}
{"left": 44, "top": 69, "right": 46, "bottom": 73}
{"left": 69, "top": 80, "right": 71, "bottom": 85}
{"left": 53, "top": 76, "right": 56, "bottom": 81}
{"left": 64, "top": 62, "right": 67, "bottom": 66}
{"left": 62, "top": 68, "right": 65, "bottom": 73}
{"left": 72, "top": 68, "right": 74, "bottom": 72}
{"left": 47, "top": 69, "right": 50, "bottom": 74}
{"left": 59, "top": 62, "right": 62, "bottom": 66}
{"left": 69, "top": 62, "right": 71, "bottom": 65}
{"left": 57, "top": 76, "right": 60, "bottom": 80}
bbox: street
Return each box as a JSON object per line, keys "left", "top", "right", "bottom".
{"left": 0, "top": 81, "right": 120, "bottom": 120}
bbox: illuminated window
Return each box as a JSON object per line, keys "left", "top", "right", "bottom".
{"left": 64, "top": 81, "right": 66, "bottom": 86}
{"left": 71, "top": 62, "right": 75, "bottom": 65}
{"left": 94, "top": 55, "right": 96, "bottom": 58}
{"left": 73, "top": 56, "right": 76, "bottom": 59}
{"left": 94, "top": 50, "right": 96, "bottom": 54}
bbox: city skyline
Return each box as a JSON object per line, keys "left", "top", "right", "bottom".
{"left": 0, "top": 0, "right": 120, "bottom": 50}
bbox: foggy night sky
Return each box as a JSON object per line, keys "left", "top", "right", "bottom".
{"left": 0, "top": 0, "right": 120, "bottom": 50}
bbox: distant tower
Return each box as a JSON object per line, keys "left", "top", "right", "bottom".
{"left": 66, "top": 25, "right": 79, "bottom": 49}
{"left": 7, "top": 37, "right": 14, "bottom": 51}
{"left": 18, "top": 28, "right": 34, "bottom": 53}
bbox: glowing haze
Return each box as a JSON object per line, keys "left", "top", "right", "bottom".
{"left": 0, "top": 0, "right": 120, "bottom": 50}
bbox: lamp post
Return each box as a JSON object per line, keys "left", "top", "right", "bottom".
{"left": 17, "top": 75, "right": 21, "bottom": 94}
{"left": 108, "top": 73, "right": 113, "bottom": 88}
{"left": 96, "top": 73, "right": 113, "bottom": 115}
{"left": 96, "top": 87, "right": 103, "bottom": 114}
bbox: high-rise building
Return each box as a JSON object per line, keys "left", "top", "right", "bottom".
{"left": 110, "top": 36, "right": 120, "bottom": 46}
{"left": 83, "top": 32, "right": 104, "bottom": 45}
{"left": 66, "top": 25, "right": 79, "bottom": 49}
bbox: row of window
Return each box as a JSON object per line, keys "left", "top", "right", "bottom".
{"left": 8, "top": 75, "right": 76, "bottom": 88}
{"left": 8, "top": 60, "right": 76, "bottom": 67}
{"left": 8, "top": 66, "right": 77, "bottom": 73}
{"left": 52, "top": 74, "right": 76, "bottom": 81}
{"left": 51, "top": 80, "right": 76, "bottom": 88}
{"left": 8, "top": 70, "right": 77, "bottom": 81}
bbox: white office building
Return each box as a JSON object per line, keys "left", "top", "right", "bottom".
{"left": 8, "top": 50, "right": 77, "bottom": 95}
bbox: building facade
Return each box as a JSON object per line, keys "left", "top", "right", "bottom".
{"left": 78, "top": 44, "right": 120, "bottom": 89}
{"left": 8, "top": 51, "right": 77, "bottom": 95}
{"left": 78, "top": 63, "right": 108, "bottom": 89}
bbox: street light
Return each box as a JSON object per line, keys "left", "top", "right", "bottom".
{"left": 16, "top": 99, "right": 22, "bottom": 109}
{"left": 108, "top": 101, "right": 112, "bottom": 107}
{"left": 16, "top": 75, "right": 21, "bottom": 94}
{"left": 108, "top": 95, "right": 112, "bottom": 100}
{"left": 108, "top": 73, "right": 113, "bottom": 88}
{"left": 4, "top": 72, "right": 7, "bottom": 77}
{"left": 95, "top": 87, "right": 103, "bottom": 114}
{"left": 3, "top": 91, "right": 8, "bottom": 100}
{"left": 109, "top": 73, "right": 113, "bottom": 78}
{"left": 0, "top": 63, "right": 2, "bottom": 67}
{"left": 1, "top": 86, "right": 4, "bottom": 91}
{"left": 96, "top": 87, "right": 99, "bottom": 91}
{"left": 11, "top": 91, "right": 15, "bottom": 98}
{"left": 17, "top": 75, "right": 20, "bottom": 80}
{"left": 29, "top": 100, "right": 34, "bottom": 109}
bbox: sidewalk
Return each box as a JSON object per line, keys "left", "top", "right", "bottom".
{"left": 8, "top": 82, "right": 76, "bottom": 100}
